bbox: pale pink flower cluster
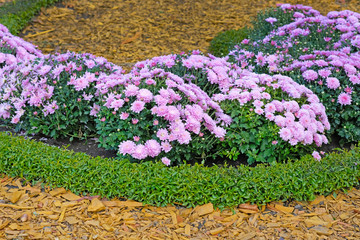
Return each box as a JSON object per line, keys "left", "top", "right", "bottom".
{"left": 212, "top": 71, "right": 330, "bottom": 147}
{"left": 133, "top": 52, "right": 242, "bottom": 92}
{"left": 0, "top": 26, "right": 120, "bottom": 126}
{"left": 104, "top": 67, "right": 229, "bottom": 161}
{"left": 229, "top": 5, "right": 360, "bottom": 112}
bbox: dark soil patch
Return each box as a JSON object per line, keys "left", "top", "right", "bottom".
{"left": 0, "top": 125, "right": 117, "bottom": 159}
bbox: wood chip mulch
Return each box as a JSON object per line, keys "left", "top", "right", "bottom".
{"left": 0, "top": 176, "right": 360, "bottom": 239}
{"left": 20, "top": 0, "right": 360, "bottom": 69}
{"left": 1, "top": 0, "right": 360, "bottom": 239}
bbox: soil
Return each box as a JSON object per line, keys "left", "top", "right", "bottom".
{"left": 0, "top": 125, "right": 117, "bottom": 160}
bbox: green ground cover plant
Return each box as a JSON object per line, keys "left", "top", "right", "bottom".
{"left": 1, "top": 131, "right": 359, "bottom": 208}
{"left": 0, "top": 0, "right": 62, "bottom": 35}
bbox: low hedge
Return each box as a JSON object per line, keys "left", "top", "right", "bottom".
{"left": 0, "top": 131, "right": 359, "bottom": 209}
{"left": 0, "top": 0, "right": 62, "bottom": 35}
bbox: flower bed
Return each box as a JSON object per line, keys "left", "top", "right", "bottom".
{"left": 0, "top": 3, "right": 360, "bottom": 208}
{"left": 1, "top": 3, "right": 360, "bottom": 167}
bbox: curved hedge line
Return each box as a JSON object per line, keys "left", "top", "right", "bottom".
{"left": 0, "top": 131, "right": 359, "bottom": 208}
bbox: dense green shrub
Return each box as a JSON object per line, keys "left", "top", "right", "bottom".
{"left": 0, "top": 0, "right": 62, "bottom": 35}
{"left": 208, "top": 28, "right": 249, "bottom": 57}
{"left": 0, "top": 131, "right": 359, "bottom": 208}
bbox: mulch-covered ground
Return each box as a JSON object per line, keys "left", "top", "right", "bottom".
{"left": 1, "top": 0, "right": 360, "bottom": 239}
{"left": 1, "top": 176, "right": 360, "bottom": 239}
{"left": 20, "top": 0, "right": 360, "bottom": 68}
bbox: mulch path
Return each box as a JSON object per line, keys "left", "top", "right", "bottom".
{"left": 1, "top": 176, "right": 360, "bottom": 239}
{"left": 1, "top": 0, "right": 360, "bottom": 239}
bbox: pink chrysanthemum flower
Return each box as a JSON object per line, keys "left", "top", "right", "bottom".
{"left": 130, "top": 100, "right": 145, "bottom": 113}
{"left": 74, "top": 77, "right": 89, "bottom": 91}
{"left": 337, "top": 93, "right": 352, "bottom": 105}
{"left": 326, "top": 77, "right": 340, "bottom": 89}
{"left": 302, "top": 70, "right": 318, "bottom": 81}
{"left": 312, "top": 151, "right": 321, "bottom": 161}
{"left": 253, "top": 100, "right": 264, "bottom": 108}
{"left": 132, "top": 144, "right": 148, "bottom": 160}
{"left": 349, "top": 75, "right": 360, "bottom": 84}
{"left": 279, "top": 128, "right": 292, "bottom": 141}
{"left": 157, "top": 105, "right": 168, "bottom": 117}
{"left": 165, "top": 106, "right": 180, "bottom": 121}
{"left": 254, "top": 108, "right": 264, "bottom": 115}
{"left": 110, "top": 99, "right": 125, "bottom": 111}
{"left": 154, "top": 95, "right": 168, "bottom": 106}
{"left": 157, "top": 128, "right": 169, "bottom": 141}
{"left": 265, "top": 17, "right": 278, "bottom": 25}
{"left": 177, "top": 130, "right": 192, "bottom": 144}
{"left": 119, "top": 140, "right": 136, "bottom": 155}
{"left": 265, "top": 112, "right": 275, "bottom": 121}
{"left": 38, "top": 65, "right": 52, "bottom": 76}
{"left": 318, "top": 69, "right": 331, "bottom": 78}
{"left": 120, "top": 112, "right": 129, "bottom": 120}
{"left": 161, "top": 157, "right": 171, "bottom": 166}
{"left": 145, "top": 140, "right": 161, "bottom": 157}
{"left": 125, "top": 84, "right": 139, "bottom": 97}
{"left": 132, "top": 118, "right": 139, "bottom": 124}
{"left": 265, "top": 103, "right": 276, "bottom": 113}
{"left": 213, "top": 127, "right": 226, "bottom": 138}
{"left": 161, "top": 141, "right": 172, "bottom": 153}
{"left": 137, "top": 89, "right": 153, "bottom": 103}
{"left": 85, "top": 60, "right": 95, "bottom": 69}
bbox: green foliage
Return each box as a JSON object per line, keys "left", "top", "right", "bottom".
{"left": 208, "top": 28, "right": 249, "bottom": 57}
{"left": 0, "top": 0, "right": 62, "bottom": 35}
{"left": 0, "top": 131, "right": 359, "bottom": 208}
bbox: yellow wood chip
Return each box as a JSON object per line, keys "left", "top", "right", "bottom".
{"left": 9, "top": 191, "right": 23, "bottom": 204}
{"left": 88, "top": 198, "right": 106, "bottom": 212}
{"left": 184, "top": 224, "right": 191, "bottom": 235}
{"left": 195, "top": 203, "right": 213, "bottom": 216}
{"left": 49, "top": 187, "right": 67, "bottom": 197}
{"left": 60, "top": 191, "right": 81, "bottom": 201}
{"left": 58, "top": 207, "right": 67, "bottom": 222}
{"left": 274, "top": 204, "right": 294, "bottom": 213}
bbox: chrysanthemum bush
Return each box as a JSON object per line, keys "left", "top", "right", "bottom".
{"left": 124, "top": 52, "right": 330, "bottom": 164}
{"left": 0, "top": 25, "right": 124, "bottom": 140}
{"left": 228, "top": 4, "right": 360, "bottom": 145}
{"left": 246, "top": 4, "right": 320, "bottom": 42}
{"left": 95, "top": 66, "right": 229, "bottom": 165}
